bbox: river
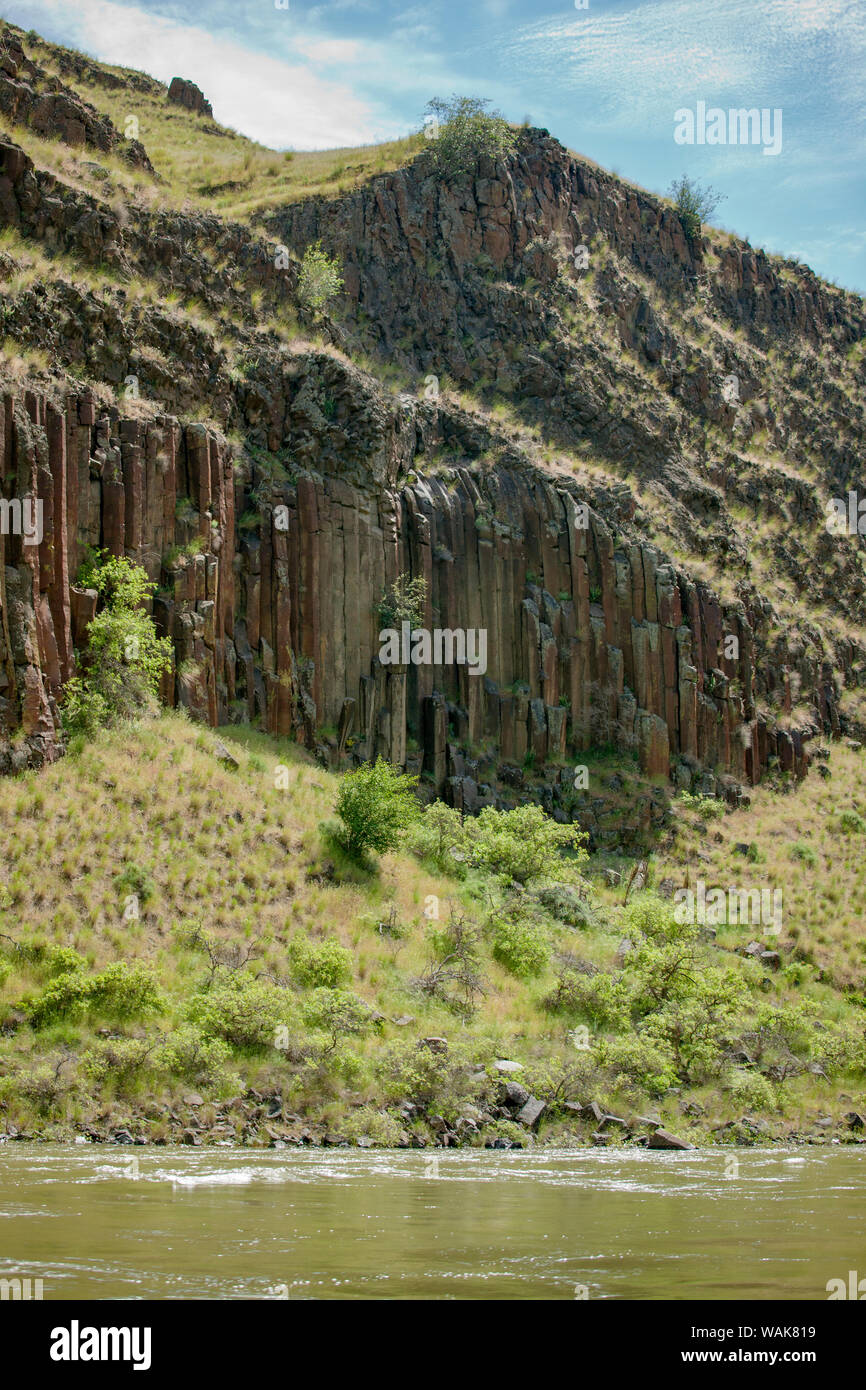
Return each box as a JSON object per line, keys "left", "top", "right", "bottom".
{"left": 0, "top": 1144, "right": 863, "bottom": 1300}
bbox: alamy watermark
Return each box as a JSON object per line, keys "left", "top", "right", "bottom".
{"left": 674, "top": 103, "right": 782, "bottom": 157}
{"left": 0, "top": 495, "right": 43, "bottom": 546}
{"left": 673, "top": 879, "right": 782, "bottom": 935}
{"left": 378, "top": 621, "right": 488, "bottom": 676}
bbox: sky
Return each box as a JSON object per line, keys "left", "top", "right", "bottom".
{"left": 3, "top": 0, "right": 865, "bottom": 292}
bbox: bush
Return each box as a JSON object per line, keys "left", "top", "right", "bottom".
{"left": 335, "top": 758, "right": 420, "bottom": 859}
{"left": 592, "top": 1035, "right": 678, "bottom": 1098}
{"left": 728, "top": 1069, "right": 777, "bottom": 1111}
{"left": 156, "top": 1026, "right": 237, "bottom": 1088}
{"left": 423, "top": 95, "right": 517, "bottom": 176}
{"left": 289, "top": 938, "right": 353, "bottom": 989}
{"left": 297, "top": 241, "right": 343, "bottom": 311}
{"left": 62, "top": 551, "right": 172, "bottom": 737}
{"left": 185, "top": 977, "right": 293, "bottom": 1051}
{"left": 535, "top": 883, "right": 598, "bottom": 929}
{"left": 377, "top": 573, "right": 427, "bottom": 629}
{"left": 490, "top": 912, "right": 548, "bottom": 978}
{"left": 22, "top": 960, "right": 161, "bottom": 1028}
{"left": 668, "top": 174, "right": 724, "bottom": 242}
{"left": 410, "top": 801, "right": 468, "bottom": 873}
{"left": 301, "top": 988, "right": 372, "bottom": 1051}
{"left": 839, "top": 810, "right": 866, "bottom": 834}
{"left": 87, "top": 962, "right": 162, "bottom": 1021}
{"left": 81, "top": 1038, "right": 154, "bottom": 1088}
{"left": 467, "top": 804, "right": 587, "bottom": 886}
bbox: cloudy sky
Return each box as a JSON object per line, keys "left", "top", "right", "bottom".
{"left": 4, "top": 0, "right": 865, "bottom": 291}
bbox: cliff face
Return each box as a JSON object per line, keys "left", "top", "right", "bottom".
{"left": 0, "top": 375, "right": 825, "bottom": 819}
{"left": 1, "top": 27, "right": 864, "bottom": 820}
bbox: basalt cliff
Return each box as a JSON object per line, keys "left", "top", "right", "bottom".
{"left": 1, "top": 23, "right": 865, "bottom": 845}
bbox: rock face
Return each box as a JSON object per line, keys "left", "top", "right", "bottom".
{"left": 167, "top": 77, "right": 213, "bottom": 119}
{"left": 0, "top": 378, "right": 831, "bottom": 799}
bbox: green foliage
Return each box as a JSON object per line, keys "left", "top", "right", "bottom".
{"left": 490, "top": 911, "right": 549, "bottom": 978}
{"left": 728, "top": 1069, "right": 777, "bottom": 1111}
{"left": 677, "top": 790, "right": 725, "bottom": 820}
{"left": 839, "top": 810, "right": 866, "bottom": 834}
{"left": 410, "top": 801, "right": 468, "bottom": 873}
{"left": 301, "top": 988, "right": 373, "bottom": 1050}
{"left": 467, "top": 803, "right": 587, "bottom": 886}
{"left": 297, "top": 240, "right": 344, "bottom": 311}
{"left": 424, "top": 96, "right": 517, "bottom": 176}
{"left": 62, "top": 550, "right": 172, "bottom": 737}
{"left": 155, "top": 1026, "right": 237, "bottom": 1088}
{"left": 289, "top": 937, "right": 353, "bottom": 989}
{"left": 592, "top": 1034, "right": 679, "bottom": 1098}
{"left": 23, "top": 960, "right": 161, "bottom": 1028}
{"left": 377, "top": 573, "right": 428, "bottom": 628}
{"left": 535, "top": 883, "right": 598, "bottom": 929}
{"left": 335, "top": 758, "right": 420, "bottom": 859}
{"left": 668, "top": 174, "right": 725, "bottom": 242}
{"left": 185, "top": 977, "right": 293, "bottom": 1051}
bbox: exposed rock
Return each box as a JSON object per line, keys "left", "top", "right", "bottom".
{"left": 646, "top": 1128, "right": 693, "bottom": 1150}
{"left": 167, "top": 77, "right": 213, "bottom": 118}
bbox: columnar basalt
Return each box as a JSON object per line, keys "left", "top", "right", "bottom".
{"left": 1, "top": 383, "right": 833, "bottom": 804}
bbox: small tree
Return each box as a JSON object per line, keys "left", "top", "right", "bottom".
{"left": 335, "top": 758, "right": 420, "bottom": 860}
{"left": 668, "top": 175, "right": 725, "bottom": 242}
{"left": 467, "top": 804, "right": 588, "bottom": 886}
{"left": 62, "top": 550, "right": 172, "bottom": 737}
{"left": 377, "top": 573, "right": 427, "bottom": 629}
{"left": 297, "top": 240, "right": 344, "bottom": 311}
{"left": 423, "top": 95, "right": 516, "bottom": 176}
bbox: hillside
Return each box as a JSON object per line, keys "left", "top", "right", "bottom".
{"left": 0, "top": 712, "right": 863, "bottom": 1147}
{"left": 0, "top": 22, "right": 865, "bottom": 1147}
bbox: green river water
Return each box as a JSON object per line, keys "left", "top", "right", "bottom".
{"left": 0, "top": 1144, "right": 863, "bottom": 1300}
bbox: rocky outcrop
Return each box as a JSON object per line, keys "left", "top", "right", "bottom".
{"left": 167, "top": 77, "right": 213, "bottom": 119}
{"left": 0, "top": 29, "right": 152, "bottom": 170}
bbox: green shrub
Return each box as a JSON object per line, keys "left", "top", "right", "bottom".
{"left": 791, "top": 841, "right": 817, "bottom": 866}
{"left": 668, "top": 174, "right": 724, "bottom": 242}
{"left": 156, "top": 1025, "right": 237, "bottom": 1088}
{"left": 592, "top": 1035, "right": 678, "bottom": 1098}
{"left": 185, "top": 978, "right": 293, "bottom": 1051}
{"left": 839, "top": 810, "right": 866, "bottom": 834}
{"left": 334, "top": 758, "right": 419, "bottom": 859}
{"left": 728, "top": 1069, "right": 776, "bottom": 1111}
{"left": 43, "top": 946, "right": 88, "bottom": 978}
{"left": 377, "top": 573, "right": 427, "bottom": 629}
{"left": 297, "top": 241, "right": 344, "bottom": 311}
{"left": 301, "top": 988, "right": 372, "bottom": 1050}
{"left": 410, "top": 801, "right": 468, "bottom": 873}
{"left": 289, "top": 938, "right": 353, "bottom": 989}
{"left": 423, "top": 95, "right": 517, "bottom": 176}
{"left": 468, "top": 803, "right": 587, "bottom": 886}
{"left": 490, "top": 912, "right": 548, "bottom": 978}
{"left": 535, "top": 883, "right": 598, "bottom": 929}
{"left": 62, "top": 551, "right": 172, "bottom": 737}
{"left": 22, "top": 960, "right": 160, "bottom": 1027}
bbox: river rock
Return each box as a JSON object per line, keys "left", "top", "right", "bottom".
{"left": 646, "top": 1128, "right": 693, "bottom": 1150}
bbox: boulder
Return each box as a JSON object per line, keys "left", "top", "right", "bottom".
{"left": 647, "top": 1128, "right": 693, "bottom": 1150}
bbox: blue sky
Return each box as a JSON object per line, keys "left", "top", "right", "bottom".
{"left": 4, "top": 0, "right": 865, "bottom": 291}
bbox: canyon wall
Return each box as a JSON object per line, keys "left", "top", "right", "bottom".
{"left": 1, "top": 382, "right": 828, "bottom": 818}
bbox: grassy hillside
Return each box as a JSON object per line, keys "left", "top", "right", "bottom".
{"left": 0, "top": 713, "right": 863, "bottom": 1147}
